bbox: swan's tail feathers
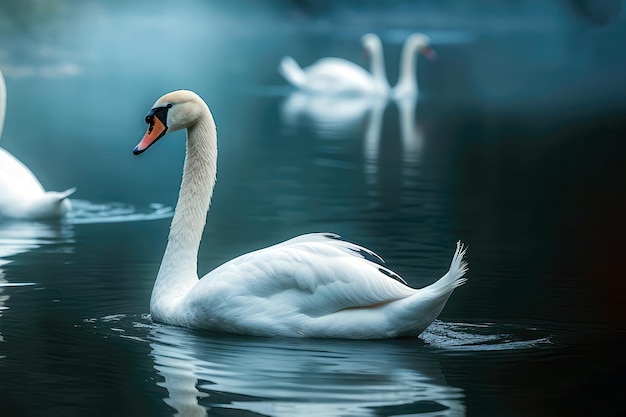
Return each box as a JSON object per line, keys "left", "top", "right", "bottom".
{"left": 389, "top": 241, "right": 467, "bottom": 337}
{"left": 426, "top": 241, "right": 468, "bottom": 294}
{"left": 45, "top": 187, "right": 76, "bottom": 204}
{"left": 279, "top": 56, "right": 306, "bottom": 88}
{"left": 55, "top": 187, "right": 77, "bottom": 200}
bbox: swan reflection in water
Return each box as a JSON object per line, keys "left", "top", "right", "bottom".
{"left": 363, "top": 95, "right": 425, "bottom": 188}
{"left": 149, "top": 324, "right": 465, "bottom": 417}
{"left": 280, "top": 91, "right": 387, "bottom": 139}
{"left": 281, "top": 91, "right": 425, "bottom": 188}
{"left": 0, "top": 202, "right": 171, "bottom": 342}
{"left": 0, "top": 220, "right": 74, "bottom": 343}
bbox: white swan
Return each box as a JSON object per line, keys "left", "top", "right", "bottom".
{"left": 392, "top": 33, "right": 436, "bottom": 100}
{"left": 278, "top": 33, "right": 390, "bottom": 97}
{"left": 133, "top": 90, "right": 468, "bottom": 339}
{"left": 0, "top": 69, "right": 75, "bottom": 219}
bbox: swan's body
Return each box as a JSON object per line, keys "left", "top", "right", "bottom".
{"left": 0, "top": 69, "right": 75, "bottom": 220}
{"left": 134, "top": 90, "right": 467, "bottom": 339}
{"left": 279, "top": 34, "right": 390, "bottom": 97}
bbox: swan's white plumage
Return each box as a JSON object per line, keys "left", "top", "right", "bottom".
{"left": 0, "top": 148, "right": 46, "bottom": 196}
{"left": 279, "top": 34, "right": 390, "bottom": 97}
{"left": 0, "top": 68, "right": 75, "bottom": 219}
{"left": 137, "top": 90, "right": 468, "bottom": 339}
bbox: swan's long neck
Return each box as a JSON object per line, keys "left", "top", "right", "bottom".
{"left": 394, "top": 44, "right": 419, "bottom": 97}
{"left": 369, "top": 45, "right": 390, "bottom": 93}
{"left": 151, "top": 105, "right": 217, "bottom": 321}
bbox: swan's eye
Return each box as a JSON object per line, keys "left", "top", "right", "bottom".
{"left": 145, "top": 116, "right": 155, "bottom": 134}
{"left": 167, "top": 103, "right": 173, "bottom": 108}
{"left": 145, "top": 106, "right": 169, "bottom": 131}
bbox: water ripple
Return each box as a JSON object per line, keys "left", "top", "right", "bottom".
{"left": 68, "top": 200, "right": 173, "bottom": 224}
{"left": 422, "top": 320, "right": 552, "bottom": 351}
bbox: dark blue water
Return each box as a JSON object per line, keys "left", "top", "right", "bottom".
{"left": 1, "top": 1, "right": 625, "bottom": 416}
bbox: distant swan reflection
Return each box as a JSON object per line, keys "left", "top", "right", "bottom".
{"left": 364, "top": 95, "right": 425, "bottom": 187}
{"left": 281, "top": 91, "right": 387, "bottom": 138}
{"left": 281, "top": 90, "right": 425, "bottom": 190}
{"left": 149, "top": 324, "right": 465, "bottom": 417}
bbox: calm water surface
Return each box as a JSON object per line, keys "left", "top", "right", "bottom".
{"left": 0, "top": 1, "right": 625, "bottom": 416}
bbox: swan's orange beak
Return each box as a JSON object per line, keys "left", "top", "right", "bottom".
{"left": 133, "top": 106, "right": 169, "bottom": 155}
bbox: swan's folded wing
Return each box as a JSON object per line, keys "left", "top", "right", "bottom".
{"left": 197, "top": 239, "right": 415, "bottom": 318}
{"left": 274, "top": 233, "right": 388, "bottom": 267}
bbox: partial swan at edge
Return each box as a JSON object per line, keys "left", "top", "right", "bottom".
{"left": 133, "top": 90, "right": 467, "bottom": 339}
{"left": 0, "top": 68, "right": 75, "bottom": 220}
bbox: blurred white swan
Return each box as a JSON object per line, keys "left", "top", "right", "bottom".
{"left": 0, "top": 69, "right": 75, "bottom": 219}
{"left": 278, "top": 33, "right": 390, "bottom": 97}
{"left": 279, "top": 38, "right": 389, "bottom": 139}
{"left": 133, "top": 90, "right": 467, "bottom": 339}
